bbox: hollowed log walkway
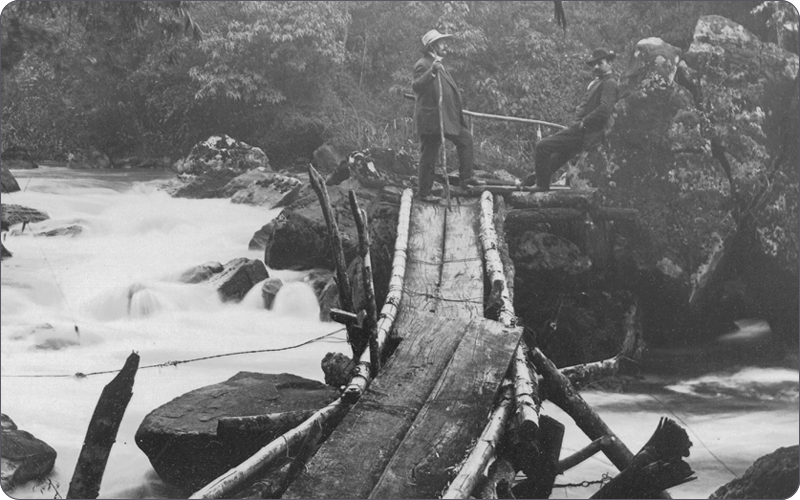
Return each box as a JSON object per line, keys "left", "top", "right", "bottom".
{"left": 284, "top": 197, "right": 523, "bottom": 499}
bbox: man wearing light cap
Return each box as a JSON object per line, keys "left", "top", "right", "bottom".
{"left": 524, "top": 48, "right": 619, "bottom": 191}
{"left": 412, "top": 29, "right": 484, "bottom": 202}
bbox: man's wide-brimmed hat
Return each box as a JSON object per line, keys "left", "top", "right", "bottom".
{"left": 421, "top": 29, "right": 454, "bottom": 48}
{"left": 586, "top": 48, "right": 616, "bottom": 66}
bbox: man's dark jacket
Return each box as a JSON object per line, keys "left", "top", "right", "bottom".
{"left": 573, "top": 72, "right": 618, "bottom": 148}
{"left": 412, "top": 52, "right": 466, "bottom": 137}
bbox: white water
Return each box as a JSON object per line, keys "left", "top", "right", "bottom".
{"left": 1, "top": 167, "right": 349, "bottom": 499}
{"left": 1, "top": 167, "right": 797, "bottom": 499}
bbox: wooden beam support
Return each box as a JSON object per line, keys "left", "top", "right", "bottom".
{"left": 308, "top": 164, "right": 359, "bottom": 356}
{"left": 349, "top": 190, "right": 380, "bottom": 376}
{"left": 557, "top": 436, "right": 611, "bottom": 473}
{"left": 342, "top": 188, "right": 413, "bottom": 402}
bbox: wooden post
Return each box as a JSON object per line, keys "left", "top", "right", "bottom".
{"left": 190, "top": 398, "right": 350, "bottom": 499}
{"left": 513, "top": 343, "right": 540, "bottom": 441}
{"left": 343, "top": 189, "right": 412, "bottom": 402}
{"left": 590, "top": 418, "right": 695, "bottom": 499}
{"left": 514, "top": 415, "right": 565, "bottom": 499}
{"left": 307, "top": 164, "right": 359, "bottom": 356}
{"left": 441, "top": 381, "right": 514, "bottom": 499}
{"left": 348, "top": 190, "right": 380, "bottom": 376}
{"left": 67, "top": 352, "right": 139, "bottom": 499}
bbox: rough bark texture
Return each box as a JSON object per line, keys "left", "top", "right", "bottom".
{"left": 67, "top": 352, "right": 139, "bottom": 499}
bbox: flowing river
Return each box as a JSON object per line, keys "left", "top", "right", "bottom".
{"left": 1, "top": 167, "right": 797, "bottom": 499}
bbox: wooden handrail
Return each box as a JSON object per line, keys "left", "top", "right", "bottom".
{"left": 403, "top": 92, "right": 566, "bottom": 130}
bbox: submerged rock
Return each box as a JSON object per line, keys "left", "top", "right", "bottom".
{"left": 134, "top": 372, "right": 339, "bottom": 491}
{"left": 0, "top": 414, "right": 57, "bottom": 490}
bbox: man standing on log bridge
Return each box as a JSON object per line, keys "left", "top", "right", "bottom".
{"left": 412, "top": 29, "right": 485, "bottom": 202}
{"left": 524, "top": 48, "right": 619, "bottom": 191}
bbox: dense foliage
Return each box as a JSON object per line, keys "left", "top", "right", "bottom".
{"left": 1, "top": 1, "right": 793, "bottom": 167}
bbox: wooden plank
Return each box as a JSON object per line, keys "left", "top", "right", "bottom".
{"left": 283, "top": 310, "right": 472, "bottom": 499}
{"left": 438, "top": 200, "right": 483, "bottom": 320}
{"left": 402, "top": 201, "right": 446, "bottom": 315}
{"left": 370, "top": 319, "right": 522, "bottom": 499}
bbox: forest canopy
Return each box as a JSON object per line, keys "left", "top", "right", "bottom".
{"left": 1, "top": 1, "right": 796, "bottom": 167}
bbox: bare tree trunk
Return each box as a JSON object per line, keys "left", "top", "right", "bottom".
{"left": 349, "top": 190, "right": 380, "bottom": 376}
{"left": 67, "top": 352, "right": 139, "bottom": 499}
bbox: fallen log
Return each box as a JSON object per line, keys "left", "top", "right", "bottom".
{"left": 530, "top": 348, "right": 634, "bottom": 470}
{"left": 348, "top": 190, "right": 380, "bottom": 376}
{"left": 441, "top": 381, "right": 514, "bottom": 499}
{"left": 67, "top": 352, "right": 139, "bottom": 499}
{"left": 308, "top": 165, "right": 359, "bottom": 355}
{"left": 216, "top": 410, "right": 316, "bottom": 441}
{"left": 590, "top": 418, "right": 695, "bottom": 499}
{"left": 189, "top": 398, "right": 350, "bottom": 499}
{"left": 342, "top": 188, "right": 412, "bottom": 402}
{"left": 492, "top": 195, "right": 515, "bottom": 306}
{"left": 479, "top": 191, "right": 516, "bottom": 326}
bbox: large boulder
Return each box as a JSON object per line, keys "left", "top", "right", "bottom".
{"left": 1, "top": 167, "right": 21, "bottom": 193}
{"left": 173, "top": 135, "right": 270, "bottom": 176}
{"left": 0, "top": 414, "right": 57, "bottom": 490}
{"left": 1, "top": 204, "right": 49, "bottom": 229}
{"left": 135, "top": 372, "right": 339, "bottom": 492}
{"left": 256, "top": 186, "right": 376, "bottom": 270}
{"left": 207, "top": 258, "right": 269, "bottom": 303}
{"left": 573, "top": 17, "right": 799, "bottom": 346}
{"left": 709, "top": 445, "right": 799, "bottom": 499}
{"left": 223, "top": 169, "right": 304, "bottom": 209}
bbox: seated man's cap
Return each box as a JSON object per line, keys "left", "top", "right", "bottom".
{"left": 586, "top": 49, "right": 616, "bottom": 66}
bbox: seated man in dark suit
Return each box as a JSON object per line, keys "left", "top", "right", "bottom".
{"left": 525, "top": 48, "right": 618, "bottom": 191}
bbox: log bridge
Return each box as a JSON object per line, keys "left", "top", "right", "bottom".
{"left": 189, "top": 167, "right": 696, "bottom": 499}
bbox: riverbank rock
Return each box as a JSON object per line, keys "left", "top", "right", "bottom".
{"left": 709, "top": 445, "right": 799, "bottom": 499}
{"left": 0, "top": 414, "right": 57, "bottom": 490}
{"left": 224, "top": 169, "right": 304, "bottom": 208}
{"left": 173, "top": 135, "right": 270, "bottom": 175}
{"left": 208, "top": 257, "right": 268, "bottom": 303}
{"left": 134, "top": 372, "right": 339, "bottom": 492}
{"left": 1, "top": 167, "right": 20, "bottom": 193}
{"left": 0, "top": 204, "right": 49, "bottom": 229}
{"left": 70, "top": 148, "right": 111, "bottom": 169}
{"left": 1, "top": 242, "right": 11, "bottom": 260}
{"left": 571, "top": 17, "right": 799, "bottom": 347}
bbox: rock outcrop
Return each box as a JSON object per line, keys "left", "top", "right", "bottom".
{"left": 1, "top": 167, "right": 20, "bottom": 193}
{"left": 709, "top": 445, "right": 799, "bottom": 499}
{"left": 572, "top": 17, "right": 799, "bottom": 347}
{"left": 135, "top": 372, "right": 339, "bottom": 491}
{"left": 0, "top": 414, "right": 57, "bottom": 490}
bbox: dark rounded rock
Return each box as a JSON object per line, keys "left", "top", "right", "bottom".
{"left": 135, "top": 372, "right": 339, "bottom": 492}
{"left": 0, "top": 414, "right": 57, "bottom": 490}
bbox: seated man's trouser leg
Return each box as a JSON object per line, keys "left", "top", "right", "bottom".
{"left": 535, "top": 125, "right": 584, "bottom": 188}
{"left": 419, "top": 125, "right": 474, "bottom": 194}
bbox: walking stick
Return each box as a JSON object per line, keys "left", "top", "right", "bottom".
{"left": 436, "top": 71, "right": 452, "bottom": 210}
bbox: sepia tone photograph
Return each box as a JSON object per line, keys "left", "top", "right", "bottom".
{"left": 1, "top": 1, "right": 798, "bottom": 499}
